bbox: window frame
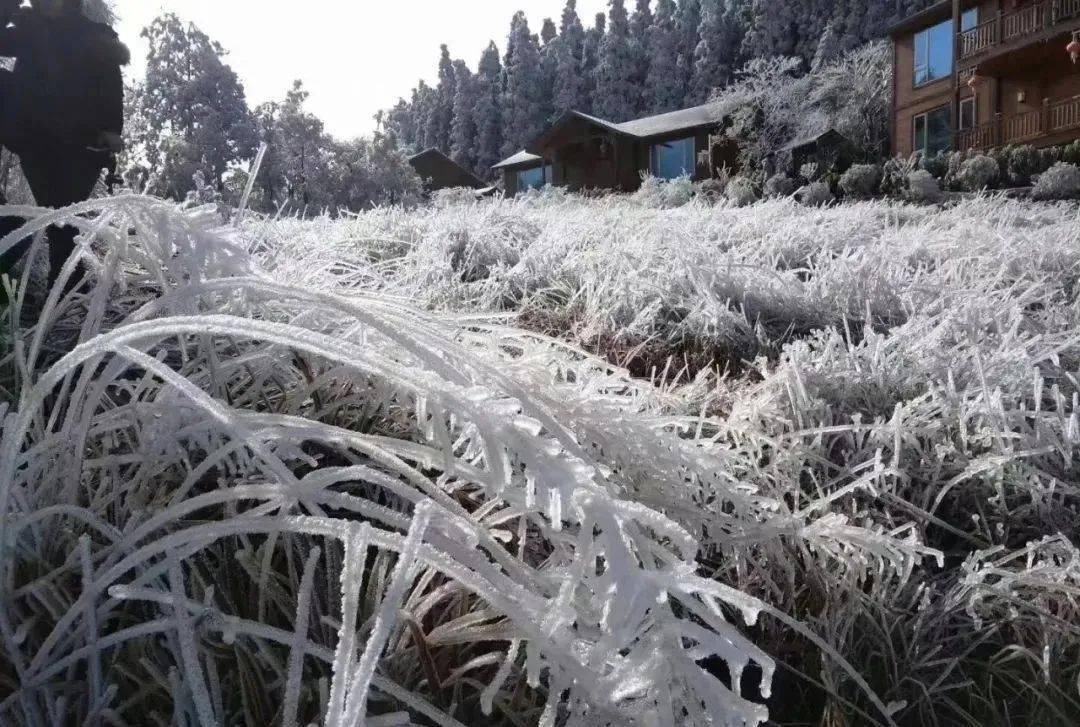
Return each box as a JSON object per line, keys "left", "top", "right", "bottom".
{"left": 649, "top": 136, "right": 697, "bottom": 180}
{"left": 516, "top": 164, "right": 550, "bottom": 192}
{"left": 913, "top": 19, "right": 954, "bottom": 88}
{"left": 958, "top": 97, "right": 977, "bottom": 131}
{"left": 913, "top": 105, "right": 953, "bottom": 156}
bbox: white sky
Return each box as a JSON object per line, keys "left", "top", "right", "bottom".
{"left": 113, "top": 0, "right": 610, "bottom": 140}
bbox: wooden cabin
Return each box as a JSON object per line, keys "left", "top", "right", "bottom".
{"left": 493, "top": 103, "right": 729, "bottom": 196}
{"left": 408, "top": 148, "right": 485, "bottom": 193}
{"left": 889, "top": 0, "right": 1080, "bottom": 156}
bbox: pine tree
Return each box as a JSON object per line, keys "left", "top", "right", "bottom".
{"left": 501, "top": 12, "right": 547, "bottom": 158}
{"left": 553, "top": 0, "right": 587, "bottom": 112}
{"left": 581, "top": 13, "right": 607, "bottom": 113}
{"left": 675, "top": 0, "right": 702, "bottom": 107}
{"left": 450, "top": 60, "right": 479, "bottom": 172}
{"left": 424, "top": 45, "right": 457, "bottom": 152}
{"left": 539, "top": 18, "right": 560, "bottom": 123}
{"left": 691, "top": 0, "right": 747, "bottom": 103}
{"left": 812, "top": 19, "right": 843, "bottom": 71}
{"left": 644, "top": 0, "right": 682, "bottom": 113}
{"left": 594, "top": 0, "right": 638, "bottom": 121}
{"left": 629, "top": 0, "right": 655, "bottom": 115}
{"left": 473, "top": 42, "right": 505, "bottom": 175}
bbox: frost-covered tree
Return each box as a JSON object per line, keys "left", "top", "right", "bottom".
{"left": 423, "top": 45, "right": 457, "bottom": 152}
{"left": 539, "top": 18, "right": 559, "bottom": 122}
{"left": 501, "top": 12, "right": 547, "bottom": 157}
{"left": 812, "top": 19, "right": 843, "bottom": 70}
{"left": 581, "top": 12, "right": 607, "bottom": 113}
{"left": 384, "top": 98, "right": 418, "bottom": 152}
{"left": 450, "top": 60, "right": 479, "bottom": 172}
{"left": 594, "top": 0, "right": 638, "bottom": 121}
{"left": 675, "top": 0, "right": 702, "bottom": 106}
{"left": 644, "top": 0, "right": 682, "bottom": 113}
{"left": 628, "top": 0, "right": 655, "bottom": 115}
{"left": 690, "top": 0, "right": 747, "bottom": 103}
{"left": 138, "top": 14, "right": 258, "bottom": 198}
{"left": 553, "top": 0, "right": 587, "bottom": 112}
{"left": 473, "top": 42, "right": 504, "bottom": 174}
{"left": 82, "top": 0, "right": 116, "bottom": 24}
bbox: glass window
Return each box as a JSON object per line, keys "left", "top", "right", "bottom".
{"left": 959, "top": 97, "right": 977, "bottom": 130}
{"left": 961, "top": 8, "right": 979, "bottom": 32}
{"left": 914, "top": 20, "right": 953, "bottom": 86}
{"left": 650, "top": 137, "right": 697, "bottom": 180}
{"left": 516, "top": 165, "right": 550, "bottom": 191}
{"left": 914, "top": 106, "right": 953, "bottom": 155}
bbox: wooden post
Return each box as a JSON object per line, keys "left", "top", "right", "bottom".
{"left": 1043, "top": 98, "right": 1053, "bottom": 135}
{"left": 995, "top": 112, "right": 1004, "bottom": 146}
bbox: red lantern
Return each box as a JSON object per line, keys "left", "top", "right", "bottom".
{"left": 1068, "top": 35, "right": 1080, "bottom": 64}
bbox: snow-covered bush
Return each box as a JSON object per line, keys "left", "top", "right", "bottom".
{"left": 725, "top": 176, "right": 759, "bottom": 206}
{"left": 958, "top": 154, "right": 999, "bottom": 191}
{"left": 906, "top": 169, "right": 942, "bottom": 203}
{"left": 632, "top": 174, "right": 696, "bottom": 208}
{"left": 1032, "top": 162, "right": 1080, "bottom": 200}
{"left": 797, "top": 181, "right": 833, "bottom": 206}
{"left": 881, "top": 155, "right": 917, "bottom": 197}
{"left": 799, "top": 162, "right": 820, "bottom": 182}
{"left": 1006, "top": 144, "right": 1047, "bottom": 186}
{"left": 695, "top": 176, "right": 728, "bottom": 202}
{"left": 838, "top": 163, "right": 882, "bottom": 199}
{"left": 432, "top": 185, "right": 481, "bottom": 207}
{"left": 763, "top": 172, "right": 798, "bottom": 198}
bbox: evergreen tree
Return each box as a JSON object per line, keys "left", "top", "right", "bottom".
{"left": 581, "top": 12, "right": 606, "bottom": 113}
{"left": 594, "top": 0, "right": 638, "bottom": 121}
{"left": 501, "top": 12, "right": 546, "bottom": 157}
{"left": 553, "top": 0, "right": 587, "bottom": 112}
{"left": 644, "top": 0, "right": 682, "bottom": 113}
{"left": 675, "top": 0, "right": 702, "bottom": 107}
{"left": 812, "top": 19, "right": 843, "bottom": 71}
{"left": 473, "top": 42, "right": 505, "bottom": 175}
{"left": 628, "top": 0, "right": 654, "bottom": 115}
{"left": 450, "top": 60, "right": 479, "bottom": 172}
{"left": 691, "top": 0, "right": 747, "bottom": 103}
{"left": 539, "top": 18, "right": 560, "bottom": 123}
{"left": 412, "top": 81, "right": 437, "bottom": 151}
{"left": 424, "top": 45, "right": 457, "bottom": 152}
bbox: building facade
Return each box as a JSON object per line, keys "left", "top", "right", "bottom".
{"left": 493, "top": 104, "right": 731, "bottom": 196}
{"left": 891, "top": 0, "right": 1080, "bottom": 157}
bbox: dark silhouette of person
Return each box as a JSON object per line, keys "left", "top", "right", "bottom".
{"left": 0, "top": 0, "right": 128, "bottom": 296}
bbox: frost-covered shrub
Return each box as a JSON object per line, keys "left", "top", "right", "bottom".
{"left": 1063, "top": 139, "right": 1080, "bottom": 166}
{"left": 763, "top": 172, "right": 798, "bottom": 198}
{"left": 919, "top": 151, "right": 949, "bottom": 180}
{"left": 432, "top": 186, "right": 481, "bottom": 207}
{"left": 1032, "top": 162, "right": 1080, "bottom": 200}
{"left": 725, "top": 176, "right": 759, "bottom": 207}
{"left": 881, "top": 156, "right": 917, "bottom": 197}
{"left": 838, "top": 164, "right": 882, "bottom": 199}
{"left": 958, "top": 154, "right": 999, "bottom": 191}
{"left": 633, "top": 174, "right": 696, "bottom": 208}
{"left": 799, "top": 162, "right": 821, "bottom": 182}
{"left": 906, "top": 170, "right": 942, "bottom": 203}
{"left": 1006, "top": 144, "right": 1046, "bottom": 186}
{"left": 695, "top": 176, "right": 728, "bottom": 202}
{"left": 797, "top": 181, "right": 834, "bottom": 206}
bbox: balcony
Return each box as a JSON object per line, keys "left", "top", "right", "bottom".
{"left": 959, "top": 0, "right": 1080, "bottom": 60}
{"left": 956, "top": 94, "right": 1080, "bottom": 149}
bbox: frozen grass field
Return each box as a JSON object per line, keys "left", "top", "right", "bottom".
{"left": 1, "top": 189, "right": 1079, "bottom": 726}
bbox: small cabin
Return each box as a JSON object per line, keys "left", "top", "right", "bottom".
{"left": 408, "top": 148, "right": 485, "bottom": 194}
{"left": 494, "top": 103, "right": 733, "bottom": 196}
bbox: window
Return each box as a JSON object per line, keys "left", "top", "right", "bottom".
{"left": 516, "top": 165, "right": 549, "bottom": 191}
{"left": 914, "top": 106, "right": 953, "bottom": 155}
{"left": 650, "top": 137, "right": 697, "bottom": 180}
{"left": 959, "top": 97, "right": 977, "bottom": 130}
{"left": 914, "top": 20, "right": 953, "bottom": 86}
{"left": 961, "top": 8, "right": 979, "bottom": 33}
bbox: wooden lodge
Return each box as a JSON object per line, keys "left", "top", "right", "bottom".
{"left": 408, "top": 148, "right": 486, "bottom": 193}
{"left": 890, "top": 0, "right": 1080, "bottom": 157}
{"left": 493, "top": 103, "right": 738, "bottom": 196}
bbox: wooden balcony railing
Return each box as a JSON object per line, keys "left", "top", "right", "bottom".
{"left": 956, "top": 96, "right": 1080, "bottom": 150}
{"left": 958, "top": 0, "right": 1080, "bottom": 60}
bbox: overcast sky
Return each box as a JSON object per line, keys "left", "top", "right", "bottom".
{"left": 113, "top": 0, "right": 610, "bottom": 140}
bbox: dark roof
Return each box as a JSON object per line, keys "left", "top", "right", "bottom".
{"left": 781, "top": 129, "right": 850, "bottom": 153}
{"left": 408, "top": 148, "right": 485, "bottom": 190}
{"left": 887, "top": 0, "right": 980, "bottom": 37}
{"left": 492, "top": 150, "right": 544, "bottom": 170}
{"left": 615, "top": 103, "right": 719, "bottom": 138}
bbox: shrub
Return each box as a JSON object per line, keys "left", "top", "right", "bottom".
{"left": 881, "top": 156, "right": 917, "bottom": 197}
{"left": 838, "top": 164, "right": 882, "bottom": 199}
{"left": 919, "top": 151, "right": 949, "bottom": 180}
{"left": 1007, "top": 144, "right": 1046, "bottom": 186}
{"left": 695, "top": 176, "right": 728, "bottom": 202}
{"left": 432, "top": 186, "right": 481, "bottom": 207}
{"left": 632, "top": 174, "right": 696, "bottom": 208}
{"left": 906, "top": 170, "right": 942, "bottom": 203}
{"left": 763, "top": 173, "right": 798, "bottom": 198}
{"left": 958, "top": 154, "right": 999, "bottom": 191}
{"left": 1032, "top": 162, "right": 1080, "bottom": 200}
{"left": 799, "top": 162, "right": 821, "bottom": 182}
{"left": 725, "top": 176, "right": 759, "bottom": 207}
{"left": 1063, "top": 140, "right": 1080, "bottom": 166}
{"left": 797, "top": 181, "right": 834, "bottom": 206}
